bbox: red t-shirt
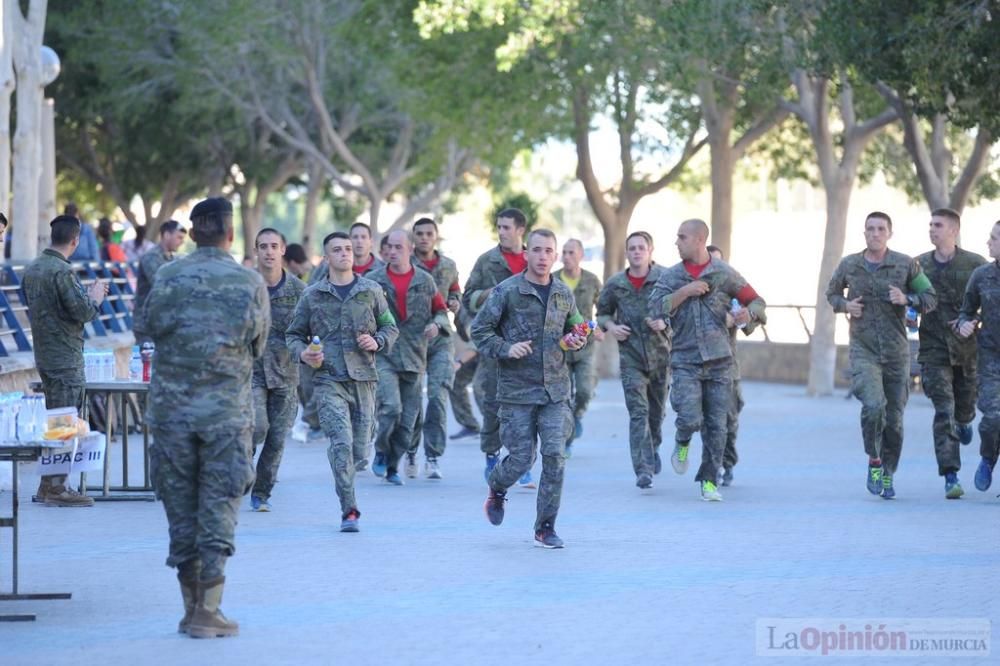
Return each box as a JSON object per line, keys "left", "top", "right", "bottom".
{"left": 422, "top": 254, "right": 440, "bottom": 271}
{"left": 626, "top": 271, "right": 647, "bottom": 290}
{"left": 501, "top": 248, "right": 527, "bottom": 274}
{"left": 388, "top": 267, "right": 448, "bottom": 320}
{"left": 684, "top": 259, "right": 711, "bottom": 279}
{"left": 354, "top": 254, "right": 377, "bottom": 275}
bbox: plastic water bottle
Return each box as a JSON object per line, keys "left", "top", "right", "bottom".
{"left": 731, "top": 299, "right": 747, "bottom": 329}
{"left": 129, "top": 346, "right": 143, "bottom": 381}
{"left": 559, "top": 320, "right": 598, "bottom": 351}
{"left": 306, "top": 336, "right": 323, "bottom": 368}
{"left": 906, "top": 306, "right": 919, "bottom": 333}
{"left": 141, "top": 342, "right": 154, "bottom": 382}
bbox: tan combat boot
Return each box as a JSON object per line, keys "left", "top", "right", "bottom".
{"left": 187, "top": 577, "right": 239, "bottom": 639}
{"left": 42, "top": 484, "right": 94, "bottom": 507}
{"left": 177, "top": 571, "right": 199, "bottom": 634}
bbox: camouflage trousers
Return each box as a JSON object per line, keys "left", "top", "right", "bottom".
{"left": 621, "top": 362, "right": 669, "bottom": 477}
{"left": 298, "top": 363, "right": 320, "bottom": 430}
{"left": 409, "top": 334, "right": 455, "bottom": 459}
{"left": 149, "top": 422, "right": 254, "bottom": 581}
{"left": 251, "top": 384, "right": 297, "bottom": 501}
{"left": 850, "top": 357, "right": 909, "bottom": 474}
{"left": 568, "top": 349, "right": 597, "bottom": 421}
{"left": 702, "top": 378, "right": 743, "bottom": 472}
{"left": 314, "top": 379, "right": 375, "bottom": 517}
{"left": 488, "top": 400, "right": 569, "bottom": 532}
{"left": 920, "top": 362, "right": 976, "bottom": 476}
{"left": 671, "top": 359, "right": 733, "bottom": 483}
{"left": 374, "top": 363, "right": 423, "bottom": 474}
{"left": 473, "top": 356, "right": 502, "bottom": 456}
{"left": 37, "top": 366, "right": 86, "bottom": 491}
{"left": 449, "top": 353, "right": 480, "bottom": 431}
{"left": 976, "top": 359, "right": 1000, "bottom": 464}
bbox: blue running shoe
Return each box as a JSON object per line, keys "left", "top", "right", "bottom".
{"left": 372, "top": 452, "right": 387, "bottom": 477}
{"left": 957, "top": 422, "right": 974, "bottom": 445}
{"left": 944, "top": 472, "right": 964, "bottom": 499}
{"left": 484, "top": 453, "right": 499, "bottom": 483}
{"left": 573, "top": 417, "right": 583, "bottom": 440}
{"left": 866, "top": 460, "right": 883, "bottom": 495}
{"left": 880, "top": 474, "right": 895, "bottom": 500}
{"left": 251, "top": 496, "right": 261, "bottom": 511}
{"left": 974, "top": 457, "right": 994, "bottom": 491}
{"left": 517, "top": 470, "right": 536, "bottom": 489}
{"left": 340, "top": 509, "right": 360, "bottom": 532}
{"left": 385, "top": 471, "right": 404, "bottom": 486}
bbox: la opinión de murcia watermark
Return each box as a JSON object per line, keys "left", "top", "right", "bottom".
{"left": 756, "top": 618, "right": 991, "bottom": 657}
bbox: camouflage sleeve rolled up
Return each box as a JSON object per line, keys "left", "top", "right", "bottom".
{"left": 462, "top": 254, "right": 492, "bottom": 314}
{"left": 470, "top": 287, "right": 512, "bottom": 360}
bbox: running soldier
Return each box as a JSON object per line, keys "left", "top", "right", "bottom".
{"left": 826, "top": 212, "right": 936, "bottom": 499}
{"left": 146, "top": 197, "right": 269, "bottom": 638}
{"left": 554, "top": 238, "right": 604, "bottom": 456}
{"left": 916, "top": 208, "right": 986, "bottom": 499}
{"left": 596, "top": 231, "right": 670, "bottom": 489}
{"left": 649, "top": 219, "right": 766, "bottom": 502}
{"left": 475, "top": 229, "right": 587, "bottom": 548}
{"left": 249, "top": 228, "right": 306, "bottom": 512}
{"left": 286, "top": 231, "right": 398, "bottom": 531}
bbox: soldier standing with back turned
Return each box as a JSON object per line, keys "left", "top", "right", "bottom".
{"left": 146, "top": 197, "right": 269, "bottom": 639}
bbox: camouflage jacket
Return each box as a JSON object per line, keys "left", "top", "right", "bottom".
{"left": 462, "top": 245, "right": 524, "bottom": 314}
{"left": 286, "top": 275, "right": 398, "bottom": 383}
{"left": 145, "top": 247, "right": 270, "bottom": 429}
{"left": 649, "top": 259, "right": 766, "bottom": 366}
{"left": 959, "top": 261, "right": 1000, "bottom": 358}
{"left": 133, "top": 244, "right": 175, "bottom": 335}
{"left": 554, "top": 267, "right": 602, "bottom": 361}
{"left": 471, "top": 273, "right": 585, "bottom": 404}
{"left": 827, "top": 250, "right": 937, "bottom": 363}
{"left": 253, "top": 269, "right": 307, "bottom": 389}
{"left": 309, "top": 253, "right": 384, "bottom": 286}
{"left": 916, "top": 248, "right": 986, "bottom": 367}
{"left": 416, "top": 250, "right": 461, "bottom": 351}
{"left": 22, "top": 249, "right": 100, "bottom": 371}
{"left": 367, "top": 266, "right": 450, "bottom": 374}
{"left": 596, "top": 265, "right": 671, "bottom": 372}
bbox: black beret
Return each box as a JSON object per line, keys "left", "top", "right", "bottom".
{"left": 50, "top": 214, "right": 81, "bottom": 227}
{"left": 190, "top": 197, "right": 233, "bottom": 220}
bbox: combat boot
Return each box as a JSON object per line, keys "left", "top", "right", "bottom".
{"left": 187, "top": 577, "right": 239, "bottom": 639}
{"left": 177, "top": 570, "right": 198, "bottom": 634}
{"left": 42, "top": 483, "right": 94, "bottom": 507}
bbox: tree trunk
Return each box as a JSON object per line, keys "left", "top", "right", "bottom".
{"left": 806, "top": 177, "right": 852, "bottom": 396}
{"left": 709, "top": 139, "right": 735, "bottom": 259}
{"left": 302, "top": 160, "right": 324, "bottom": 246}
{"left": 602, "top": 222, "right": 626, "bottom": 280}
{"left": 0, "top": 0, "right": 13, "bottom": 217}
{"left": 36, "top": 96, "right": 54, "bottom": 248}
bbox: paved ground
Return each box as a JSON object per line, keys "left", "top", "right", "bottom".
{"left": 2, "top": 379, "right": 997, "bottom": 665}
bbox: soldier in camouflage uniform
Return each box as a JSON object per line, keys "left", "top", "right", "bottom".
{"left": 554, "top": 238, "right": 603, "bottom": 453}
{"left": 915, "top": 209, "right": 986, "bottom": 499}
{"left": 463, "top": 208, "right": 529, "bottom": 483}
{"left": 649, "top": 220, "right": 766, "bottom": 502}
{"left": 368, "top": 230, "right": 450, "bottom": 484}
{"left": 286, "top": 231, "right": 398, "bottom": 531}
{"left": 826, "top": 212, "right": 936, "bottom": 500}
{"left": 249, "top": 229, "right": 306, "bottom": 511}
{"left": 146, "top": 198, "right": 270, "bottom": 638}
{"left": 132, "top": 219, "right": 187, "bottom": 344}
{"left": 475, "top": 229, "right": 587, "bottom": 549}
{"left": 448, "top": 306, "right": 481, "bottom": 439}
{"left": 409, "top": 217, "right": 463, "bottom": 478}
{"left": 958, "top": 220, "right": 1000, "bottom": 494}
{"left": 705, "top": 245, "right": 762, "bottom": 487}
{"left": 23, "top": 214, "right": 108, "bottom": 507}
{"left": 596, "top": 231, "right": 670, "bottom": 489}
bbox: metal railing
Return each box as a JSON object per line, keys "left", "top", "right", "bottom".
{"left": 0, "top": 261, "right": 137, "bottom": 356}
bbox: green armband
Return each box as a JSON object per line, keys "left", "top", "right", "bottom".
{"left": 377, "top": 311, "right": 396, "bottom": 326}
{"left": 909, "top": 272, "right": 932, "bottom": 294}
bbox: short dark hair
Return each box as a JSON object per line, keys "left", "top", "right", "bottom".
{"left": 159, "top": 219, "right": 183, "bottom": 235}
{"left": 255, "top": 227, "right": 286, "bottom": 246}
{"left": 0, "top": 212, "right": 7, "bottom": 231}
{"left": 626, "top": 231, "right": 653, "bottom": 247}
{"left": 63, "top": 203, "right": 79, "bottom": 218}
{"left": 349, "top": 222, "right": 372, "bottom": 237}
{"left": 496, "top": 208, "right": 527, "bottom": 229}
{"left": 413, "top": 217, "right": 438, "bottom": 232}
{"left": 191, "top": 210, "right": 233, "bottom": 246}
{"left": 706, "top": 244, "right": 724, "bottom": 259}
{"left": 323, "top": 231, "right": 351, "bottom": 248}
{"left": 931, "top": 207, "right": 961, "bottom": 226}
{"left": 50, "top": 215, "right": 82, "bottom": 245}
{"left": 380, "top": 235, "right": 390, "bottom": 249}
{"left": 865, "top": 211, "right": 893, "bottom": 230}
{"left": 284, "top": 243, "right": 308, "bottom": 264}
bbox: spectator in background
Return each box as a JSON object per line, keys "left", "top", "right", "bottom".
{"left": 124, "top": 223, "right": 157, "bottom": 262}
{"left": 65, "top": 203, "right": 99, "bottom": 262}
{"left": 97, "top": 217, "right": 127, "bottom": 262}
